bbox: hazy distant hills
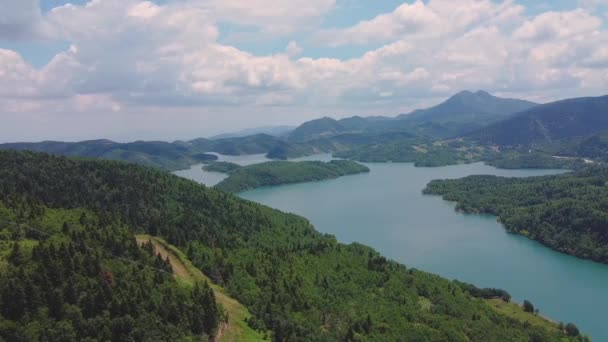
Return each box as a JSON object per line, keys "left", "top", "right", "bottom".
{"left": 400, "top": 90, "right": 537, "bottom": 125}
{"left": 287, "top": 90, "right": 538, "bottom": 142}
{"left": 0, "top": 139, "right": 203, "bottom": 170}
{"left": 5, "top": 90, "right": 605, "bottom": 170}
{"left": 0, "top": 134, "right": 287, "bottom": 171}
{"left": 185, "top": 134, "right": 287, "bottom": 155}
{"left": 467, "top": 95, "right": 608, "bottom": 146}
{"left": 288, "top": 116, "right": 375, "bottom": 142}
{"left": 210, "top": 125, "right": 295, "bottom": 139}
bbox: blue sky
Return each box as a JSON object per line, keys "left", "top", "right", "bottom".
{"left": 0, "top": 0, "right": 607, "bottom": 142}
{"left": 14, "top": 0, "right": 604, "bottom": 67}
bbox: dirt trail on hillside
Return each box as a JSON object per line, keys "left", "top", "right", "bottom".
{"left": 136, "top": 236, "right": 191, "bottom": 280}
{"left": 135, "top": 236, "right": 248, "bottom": 342}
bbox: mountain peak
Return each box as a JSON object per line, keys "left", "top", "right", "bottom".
{"left": 453, "top": 90, "right": 474, "bottom": 97}
{"left": 475, "top": 90, "right": 491, "bottom": 97}
{"left": 400, "top": 90, "right": 538, "bottom": 126}
{"left": 452, "top": 90, "right": 492, "bottom": 99}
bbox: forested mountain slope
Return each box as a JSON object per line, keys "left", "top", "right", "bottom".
{"left": 0, "top": 139, "right": 211, "bottom": 171}
{"left": 0, "top": 151, "right": 582, "bottom": 341}
{"left": 424, "top": 167, "right": 608, "bottom": 263}
{"left": 288, "top": 91, "right": 537, "bottom": 143}
{"left": 0, "top": 91, "right": 545, "bottom": 170}
{"left": 467, "top": 95, "right": 608, "bottom": 146}
{"left": 400, "top": 90, "right": 537, "bottom": 126}
{"left": 0, "top": 206, "right": 223, "bottom": 341}
{"left": 0, "top": 134, "right": 289, "bottom": 171}
{"left": 0, "top": 139, "right": 215, "bottom": 171}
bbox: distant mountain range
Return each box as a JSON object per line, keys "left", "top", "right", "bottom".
{"left": 466, "top": 95, "right": 608, "bottom": 146}
{"left": 287, "top": 90, "right": 538, "bottom": 142}
{"left": 0, "top": 134, "right": 287, "bottom": 171}
{"left": 210, "top": 125, "right": 295, "bottom": 139}
{"left": 399, "top": 90, "right": 537, "bottom": 125}
{"left": 4, "top": 90, "right": 605, "bottom": 170}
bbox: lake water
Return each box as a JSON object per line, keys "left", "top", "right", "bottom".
{"left": 176, "top": 155, "right": 608, "bottom": 340}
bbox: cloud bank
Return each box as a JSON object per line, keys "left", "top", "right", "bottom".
{"left": 0, "top": 0, "right": 606, "bottom": 141}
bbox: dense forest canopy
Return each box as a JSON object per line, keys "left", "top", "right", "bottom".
{"left": 0, "top": 206, "right": 222, "bottom": 341}
{"left": 334, "top": 139, "right": 581, "bottom": 169}
{"left": 0, "top": 150, "right": 583, "bottom": 341}
{"left": 424, "top": 167, "right": 608, "bottom": 263}
{"left": 333, "top": 139, "right": 490, "bottom": 166}
{"left": 202, "top": 161, "right": 242, "bottom": 173}
{"left": 214, "top": 160, "right": 370, "bottom": 193}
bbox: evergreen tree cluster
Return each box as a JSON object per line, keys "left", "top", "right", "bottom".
{"left": 424, "top": 166, "right": 608, "bottom": 263}
{"left": 0, "top": 205, "right": 221, "bottom": 341}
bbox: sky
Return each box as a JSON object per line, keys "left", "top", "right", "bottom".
{"left": 0, "top": 0, "right": 607, "bottom": 142}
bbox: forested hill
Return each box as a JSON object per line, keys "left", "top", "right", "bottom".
{"left": 466, "top": 95, "right": 608, "bottom": 146}
{"left": 0, "top": 203, "right": 223, "bottom": 340}
{"left": 0, "top": 134, "right": 286, "bottom": 171}
{"left": 0, "top": 151, "right": 582, "bottom": 341}
{"left": 0, "top": 139, "right": 209, "bottom": 171}
{"left": 287, "top": 91, "right": 537, "bottom": 143}
{"left": 0, "top": 91, "right": 549, "bottom": 171}
{"left": 214, "top": 160, "right": 370, "bottom": 193}
{"left": 424, "top": 167, "right": 608, "bottom": 264}
{"left": 399, "top": 90, "right": 537, "bottom": 126}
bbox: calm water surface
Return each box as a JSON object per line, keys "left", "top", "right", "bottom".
{"left": 176, "top": 156, "right": 608, "bottom": 340}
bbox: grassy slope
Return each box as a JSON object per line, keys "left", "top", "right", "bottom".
{"left": 485, "top": 299, "right": 560, "bottom": 334}
{"left": 135, "top": 235, "right": 267, "bottom": 342}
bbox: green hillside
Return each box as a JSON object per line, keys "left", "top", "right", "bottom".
{"left": 214, "top": 160, "right": 370, "bottom": 193}
{"left": 0, "top": 150, "right": 581, "bottom": 341}
{"left": 424, "top": 167, "right": 608, "bottom": 263}
{"left": 334, "top": 139, "right": 492, "bottom": 166}
{"left": 467, "top": 95, "right": 608, "bottom": 146}
{"left": 0, "top": 134, "right": 292, "bottom": 171}
{"left": 203, "top": 161, "right": 242, "bottom": 173}
{"left": 0, "top": 207, "right": 223, "bottom": 341}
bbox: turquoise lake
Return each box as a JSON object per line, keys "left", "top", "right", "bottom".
{"left": 176, "top": 156, "right": 608, "bottom": 340}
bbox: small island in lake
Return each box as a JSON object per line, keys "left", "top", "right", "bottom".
{"left": 214, "top": 160, "right": 370, "bottom": 193}
{"left": 202, "top": 161, "right": 242, "bottom": 173}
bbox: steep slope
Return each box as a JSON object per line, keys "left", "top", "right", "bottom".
{"left": 287, "top": 117, "right": 350, "bottom": 142}
{"left": 135, "top": 235, "right": 267, "bottom": 341}
{"left": 0, "top": 150, "right": 579, "bottom": 341}
{"left": 400, "top": 90, "right": 538, "bottom": 126}
{"left": 0, "top": 206, "right": 224, "bottom": 341}
{"left": 467, "top": 95, "right": 608, "bottom": 146}
{"left": 288, "top": 91, "right": 537, "bottom": 143}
